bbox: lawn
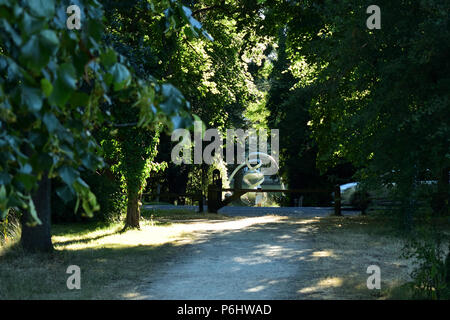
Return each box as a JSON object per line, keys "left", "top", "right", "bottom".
{"left": 1, "top": 209, "right": 446, "bottom": 300}
{"left": 0, "top": 210, "right": 231, "bottom": 299}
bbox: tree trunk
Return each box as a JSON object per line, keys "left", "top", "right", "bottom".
{"left": 20, "top": 173, "right": 53, "bottom": 252}
{"left": 125, "top": 189, "right": 141, "bottom": 229}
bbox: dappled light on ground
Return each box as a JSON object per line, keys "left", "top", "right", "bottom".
{"left": 298, "top": 277, "right": 344, "bottom": 294}
{"left": 1, "top": 213, "right": 414, "bottom": 299}
{"left": 52, "top": 216, "right": 286, "bottom": 251}
{"left": 311, "top": 250, "right": 335, "bottom": 258}
{"left": 129, "top": 215, "right": 413, "bottom": 300}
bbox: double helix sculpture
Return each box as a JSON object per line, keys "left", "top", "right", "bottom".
{"left": 227, "top": 152, "right": 279, "bottom": 205}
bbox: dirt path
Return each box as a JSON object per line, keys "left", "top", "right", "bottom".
{"left": 133, "top": 212, "right": 406, "bottom": 300}
{"left": 135, "top": 217, "right": 311, "bottom": 299}
{"left": 132, "top": 205, "right": 412, "bottom": 300}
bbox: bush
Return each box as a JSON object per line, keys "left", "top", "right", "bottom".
{"left": 402, "top": 231, "right": 450, "bottom": 299}
{"left": 350, "top": 190, "right": 371, "bottom": 214}
{"left": 51, "top": 170, "right": 126, "bottom": 223}
{"left": 0, "top": 209, "right": 21, "bottom": 245}
{"left": 83, "top": 171, "right": 126, "bottom": 222}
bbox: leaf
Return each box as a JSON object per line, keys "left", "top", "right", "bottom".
{"left": 56, "top": 185, "right": 75, "bottom": 204}
{"left": 73, "top": 178, "right": 99, "bottom": 218}
{"left": 48, "top": 78, "right": 70, "bottom": 106}
{"left": 52, "top": 6, "right": 65, "bottom": 29}
{"left": 110, "top": 63, "right": 131, "bottom": 91}
{"left": 21, "top": 86, "right": 42, "bottom": 112}
{"left": 0, "top": 0, "right": 12, "bottom": 7}
{"left": 81, "top": 153, "right": 97, "bottom": 170}
{"left": 43, "top": 113, "right": 62, "bottom": 133}
{"left": 170, "top": 115, "right": 187, "bottom": 130}
{"left": 21, "top": 35, "right": 47, "bottom": 70}
{"left": 0, "top": 185, "right": 9, "bottom": 219}
{"left": 40, "top": 78, "right": 53, "bottom": 97}
{"left": 28, "top": 0, "right": 55, "bottom": 18}
{"left": 58, "top": 63, "right": 77, "bottom": 89}
{"left": 27, "top": 197, "right": 42, "bottom": 225}
{"left": 159, "top": 83, "right": 184, "bottom": 114}
{"left": 59, "top": 166, "right": 79, "bottom": 186}
{"left": 1, "top": 19, "right": 22, "bottom": 46}
{"left": 39, "top": 29, "right": 59, "bottom": 56}
{"left": 100, "top": 48, "right": 117, "bottom": 69}
{"left": 0, "top": 172, "right": 11, "bottom": 185}
{"left": 48, "top": 63, "right": 77, "bottom": 106}
{"left": 81, "top": 189, "right": 99, "bottom": 218}
{"left": 68, "top": 92, "right": 89, "bottom": 108}
{"left": 22, "top": 11, "right": 45, "bottom": 34}
{"left": 0, "top": 185, "right": 6, "bottom": 202}
{"left": 21, "top": 163, "right": 32, "bottom": 174}
{"left": 16, "top": 164, "right": 36, "bottom": 191}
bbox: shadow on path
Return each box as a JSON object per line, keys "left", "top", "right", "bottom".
{"left": 133, "top": 216, "right": 368, "bottom": 300}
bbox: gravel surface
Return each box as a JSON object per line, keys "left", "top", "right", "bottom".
{"left": 144, "top": 204, "right": 361, "bottom": 218}
{"left": 135, "top": 206, "right": 362, "bottom": 300}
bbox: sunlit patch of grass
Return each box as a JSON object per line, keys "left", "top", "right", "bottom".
{"left": 0, "top": 211, "right": 234, "bottom": 300}
{"left": 0, "top": 213, "right": 284, "bottom": 299}
{"left": 141, "top": 208, "right": 231, "bottom": 223}
{"left": 1, "top": 208, "right": 441, "bottom": 300}
{"left": 0, "top": 220, "right": 194, "bottom": 299}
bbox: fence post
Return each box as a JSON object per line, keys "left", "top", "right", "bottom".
{"left": 334, "top": 185, "right": 342, "bottom": 216}
{"left": 198, "top": 191, "right": 204, "bottom": 213}
{"left": 208, "top": 184, "right": 219, "bottom": 213}
{"left": 156, "top": 184, "right": 160, "bottom": 203}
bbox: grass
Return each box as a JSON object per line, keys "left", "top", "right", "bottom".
{"left": 141, "top": 208, "right": 230, "bottom": 223}
{"left": 299, "top": 212, "right": 450, "bottom": 300}
{"left": 0, "top": 210, "right": 233, "bottom": 300}
{"left": 296, "top": 214, "right": 413, "bottom": 299}
{"left": 1, "top": 208, "right": 447, "bottom": 300}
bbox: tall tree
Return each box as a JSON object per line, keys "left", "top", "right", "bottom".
{"left": 0, "top": 0, "right": 205, "bottom": 250}
{"left": 285, "top": 0, "right": 450, "bottom": 217}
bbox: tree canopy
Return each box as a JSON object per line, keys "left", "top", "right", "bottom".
{"left": 1, "top": 0, "right": 449, "bottom": 251}
{"left": 0, "top": 0, "right": 209, "bottom": 224}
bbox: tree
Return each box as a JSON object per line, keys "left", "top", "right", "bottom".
{"left": 130, "top": 0, "right": 282, "bottom": 198}
{"left": 283, "top": 0, "right": 450, "bottom": 218}
{"left": 0, "top": 0, "right": 207, "bottom": 250}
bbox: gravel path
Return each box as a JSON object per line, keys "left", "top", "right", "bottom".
{"left": 144, "top": 204, "right": 360, "bottom": 218}
{"left": 135, "top": 206, "right": 361, "bottom": 300}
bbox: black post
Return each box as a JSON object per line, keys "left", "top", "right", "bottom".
{"left": 334, "top": 184, "right": 342, "bottom": 216}
{"left": 207, "top": 169, "right": 222, "bottom": 213}
{"left": 198, "top": 191, "right": 204, "bottom": 213}
{"left": 208, "top": 184, "right": 219, "bottom": 213}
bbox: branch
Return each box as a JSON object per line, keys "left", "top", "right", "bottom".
{"left": 192, "top": 1, "right": 227, "bottom": 16}
{"left": 106, "top": 122, "right": 138, "bottom": 128}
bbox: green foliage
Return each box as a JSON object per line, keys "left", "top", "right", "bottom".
{"left": 350, "top": 190, "right": 371, "bottom": 213}
{"left": 0, "top": 209, "right": 20, "bottom": 245}
{"left": 287, "top": 0, "right": 450, "bottom": 190}
{"left": 186, "top": 156, "right": 229, "bottom": 198}
{"left": 403, "top": 231, "right": 450, "bottom": 300}
{"left": 51, "top": 170, "right": 126, "bottom": 223}
{"left": 118, "top": 0, "right": 284, "bottom": 197}
{"left": 255, "top": 0, "right": 450, "bottom": 213}
{"left": 264, "top": 29, "right": 343, "bottom": 204}
{"left": 83, "top": 171, "right": 125, "bottom": 223}
{"left": 118, "top": 127, "right": 166, "bottom": 199}
{"left": 0, "top": 0, "right": 203, "bottom": 223}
